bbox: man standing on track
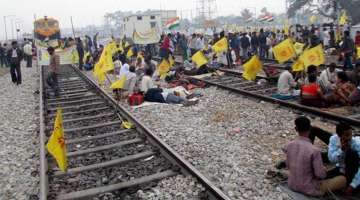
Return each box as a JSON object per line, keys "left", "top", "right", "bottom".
{"left": 76, "top": 38, "right": 84, "bottom": 70}
{"left": 7, "top": 41, "right": 23, "bottom": 85}
{"left": 46, "top": 47, "right": 60, "bottom": 96}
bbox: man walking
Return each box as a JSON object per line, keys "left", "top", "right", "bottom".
{"left": 7, "top": 41, "right": 23, "bottom": 85}
{"left": 23, "top": 41, "right": 33, "bottom": 68}
{"left": 46, "top": 47, "right": 60, "bottom": 96}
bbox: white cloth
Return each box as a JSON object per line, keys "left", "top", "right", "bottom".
{"left": 11, "top": 49, "right": 18, "bottom": 58}
{"left": 323, "top": 31, "right": 330, "bottom": 47}
{"left": 277, "top": 70, "right": 297, "bottom": 95}
{"left": 141, "top": 75, "right": 155, "bottom": 93}
{"left": 23, "top": 44, "right": 32, "bottom": 56}
{"left": 119, "top": 63, "right": 130, "bottom": 78}
{"left": 195, "top": 37, "right": 204, "bottom": 50}
{"left": 114, "top": 60, "right": 122, "bottom": 70}
{"left": 319, "top": 68, "right": 336, "bottom": 91}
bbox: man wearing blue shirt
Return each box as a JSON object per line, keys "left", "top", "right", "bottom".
{"left": 328, "top": 123, "right": 360, "bottom": 195}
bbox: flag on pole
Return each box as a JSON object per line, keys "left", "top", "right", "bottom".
{"left": 302, "top": 45, "right": 325, "bottom": 67}
{"left": 339, "top": 11, "right": 348, "bottom": 25}
{"left": 93, "top": 42, "right": 115, "bottom": 84}
{"left": 212, "top": 37, "right": 228, "bottom": 54}
{"left": 165, "top": 17, "right": 180, "bottom": 30}
{"left": 46, "top": 108, "right": 68, "bottom": 172}
{"left": 272, "top": 39, "right": 296, "bottom": 63}
{"left": 110, "top": 75, "right": 127, "bottom": 89}
{"left": 242, "top": 55, "right": 263, "bottom": 81}
{"left": 126, "top": 48, "right": 134, "bottom": 59}
{"left": 191, "top": 51, "right": 208, "bottom": 68}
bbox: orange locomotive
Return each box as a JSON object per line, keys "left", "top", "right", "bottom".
{"left": 34, "top": 16, "right": 60, "bottom": 41}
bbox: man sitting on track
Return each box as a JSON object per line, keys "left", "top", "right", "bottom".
{"left": 328, "top": 122, "right": 360, "bottom": 196}
{"left": 285, "top": 116, "right": 346, "bottom": 196}
{"left": 272, "top": 64, "right": 299, "bottom": 100}
{"left": 300, "top": 73, "right": 325, "bottom": 107}
{"left": 328, "top": 72, "right": 356, "bottom": 106}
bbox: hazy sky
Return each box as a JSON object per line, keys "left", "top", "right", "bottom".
{"left": 0, "top": 0, "right": 285, "bottom": 40}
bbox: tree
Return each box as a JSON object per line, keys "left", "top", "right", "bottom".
{"left": 287, "top": 0, "right": 360, "bottom": 24}
{"left": 241, "top": 9, "right": 253, "bottom": 20}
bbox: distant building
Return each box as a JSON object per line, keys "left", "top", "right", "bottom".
{"left": 122, "top": 14, "right": 162, "bottom": 41}
{"left": 149, "top": 10, "right": 178, "bottom": 27}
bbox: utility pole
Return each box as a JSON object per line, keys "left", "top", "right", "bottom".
{"left": 70, "top": 16, "right": 76, "bottom": 39}
{"left": 3, "top": 15, "right": 15, "bottom": 41}
{"left": 11, "top": 18, "right": 15, "bottom": 40}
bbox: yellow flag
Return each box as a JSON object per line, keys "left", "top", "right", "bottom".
{"left": 102, "top": 48, "right": 114, "bottom": 73}
{"left": 93, "top": 52, "right": 106, "bottom": 84}
{"left": 339, "top": 11, "right": 348, "bottom": 25}
{"left": 83, "top": 51, "right": 91, "bottom": 64}
{"left": 124, "top": 41, "right": 130, "bottom": 48}
{"left": 191, "top": 51, "right": 208, "bottom": 68}
{"left": 71, "top": 49, "right": 79, "bottom": 64}
{"left": 110, "top": 75, "right": 127, "bottom": 89}
{"left": 272, "top": 39, "right": 296, "bottom": 63}
{"left": 212, "top": 37, "right": 228, "bottom": 54}
{"left": 158, "top": 59, "right": 170, "bottom": 78}
{"left": 302, "top": 45, "right": 325, "bottom": 67}
{"left": 292, "top": 56, "right": 305, "bottom": 72}
{"left": 126, "top": 48, "right": 134, "bottom": 59}
{"left": 357, "top": 47, "right": 360, "bottom": 59}
{"left": 122, "top": 121, "right": 134, "bottom": 129}
{"left": 309, "top": 15, "right": 317, "bottom": 23}
{"left": 46, "top": 109, "right": 68, "bottom": 172}
{"left": 242, "top": 55, "right": 262, "bottom": 81}
{"left": 294, "top": 42, "right": 305, "bottom": 55}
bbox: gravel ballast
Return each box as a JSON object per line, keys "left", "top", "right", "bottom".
{"left": 122, "top": 87, "right": 295, "bottom": 200}
{"left": 0, "top": 65, "right": 39, "bottom": 199}
{"left": 85, "top": 69, "right": 335, "bottom": 199}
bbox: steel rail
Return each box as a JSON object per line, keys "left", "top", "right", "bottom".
{"left": 39, "top": 64, "right": 230, "bottom": 200}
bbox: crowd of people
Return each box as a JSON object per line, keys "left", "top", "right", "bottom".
{"left": 2, "top": 22, "right": 360, "bottom": 198}
{"left": 0, "top": 39, "right": 34, "bottom": 85}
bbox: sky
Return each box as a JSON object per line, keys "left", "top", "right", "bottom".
{"left": 0, "top": 0, "right": 285, "bottom": 40}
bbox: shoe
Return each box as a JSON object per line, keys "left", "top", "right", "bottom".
{"left": 275, "top": 160, "right": 287, "bottom": 170}
{"left": 183, "top": 99, "right": 199, "bottom": 107}
{"left": 186, "top": 93, "right": 196, "bottom": 99}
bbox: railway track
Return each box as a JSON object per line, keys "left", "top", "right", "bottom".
{"left": 39, "top": 64, "right": 230, "bottom": 200}
{"left": 191, "top": 71, "right": 360, "bottom": 127}
{"left": 152, "top": 56, "right": 360, "bottom": 127}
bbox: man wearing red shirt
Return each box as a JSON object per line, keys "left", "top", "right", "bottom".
{"left": 160, "top": 34, "right": 171, "bottom": 59}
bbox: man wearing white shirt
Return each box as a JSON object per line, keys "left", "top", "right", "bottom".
{"left": 23, "top": 42, "right": 33, "bottom": 68}
{"left": 319, "top": 63, "right": 336, "bottom": 93}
